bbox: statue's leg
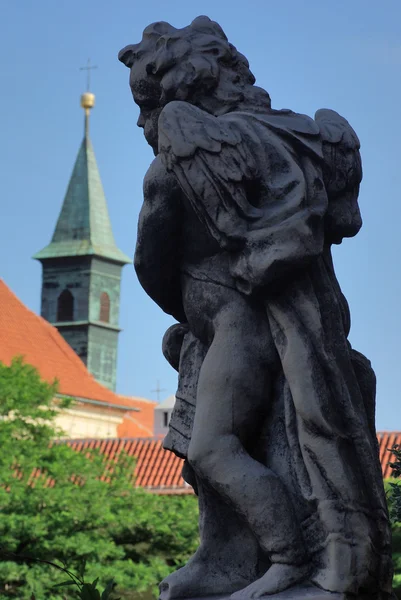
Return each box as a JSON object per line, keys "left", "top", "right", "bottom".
{"left": 160, "top": 467, "right": 266, "bottom": 600}
{"left": 186, "top": 305, "right": 311, "bottom": 597}
{"left": 196, "top": 476, "right": 268, "bottom": 583}
{"left": 161, "top": 324, "right": 268, "bottom": 599}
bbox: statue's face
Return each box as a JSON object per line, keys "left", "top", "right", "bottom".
{"left": 129, "top": 59, "right": 162, "bottom": 155}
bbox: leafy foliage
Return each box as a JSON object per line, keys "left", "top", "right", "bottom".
{"left": 1, "top": 555, "right": 119, "bottom": 600}
{"left": 389, "top": 446, "right": 401, "bottom": 524}
{"left": 51, "top": 568, "right": 119, "bottom": 600}
{"left": 0, "top": 358, "right": 199, "bottom": 599}
{"left": 7, "top": 355, "right": 401, "bottom": 598}
{"left": 387, "top": 446, "right": 401, "bottom": 598}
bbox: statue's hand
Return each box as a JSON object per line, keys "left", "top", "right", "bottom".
{"left": 162, "top": 323, "right": 190, "bottom": 371}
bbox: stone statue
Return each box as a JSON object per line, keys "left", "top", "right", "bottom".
{"left": 119, "top": 16, "right": 393, "bottom": 600}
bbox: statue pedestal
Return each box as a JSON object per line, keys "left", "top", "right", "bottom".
{"left": 180, "top": 585, "right": 344, "bottom": 600}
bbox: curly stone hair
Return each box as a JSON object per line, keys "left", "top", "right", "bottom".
{"left": 119, "top": 16, "right": 271, "bottom": 112}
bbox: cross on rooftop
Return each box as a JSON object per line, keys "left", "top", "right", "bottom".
{"left": 151, "top": 380, "right": 167, "bottom": 402}
{"left": 80, "top": 58, "right": 97, "bottom": 91}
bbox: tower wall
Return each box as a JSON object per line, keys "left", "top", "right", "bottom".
{"left": 40, "top": 257, "right": 92, "bottom": 323}
{"left": 39, "top": 256, "right": 124, "bottom": 391}
{"left": 89, "top": 258, "right": 124, "bottom": 327}
{"left": 87, "top": 324, "right": 119, "bottom": 391}
{"left": 59, "top": 326, "right": 89, "bottom": 364}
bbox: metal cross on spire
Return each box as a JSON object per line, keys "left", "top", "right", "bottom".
{"left": 151, "top": 380, "right": 167, "bottom": 402}
{"left": 80, "top": 58, "right": 98, "bottom": 91}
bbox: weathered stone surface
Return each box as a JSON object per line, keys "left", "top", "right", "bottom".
{"left": 170, "top": 584, "right": 345, "bottom": 600}
{"left": 119, "top": 15, "right": 393, "bottom": 600}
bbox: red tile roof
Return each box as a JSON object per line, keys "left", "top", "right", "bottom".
{"left": 67, "top": 432, "right": 401, "bottom": 494}
{"left": 117, "top": 396, "right": 157, "bottom": 437}
{"left": 0, "top": 280, "right": 155, "bottom": 425}
{"left": 377, "top": 432, "right": 401, "bottom": 478}
{"left": 68, "top": 437, "right": 192, "bottom": 493}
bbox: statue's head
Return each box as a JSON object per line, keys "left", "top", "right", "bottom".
{"left": 119, "top": 16, "right": 270, "bottom": 152}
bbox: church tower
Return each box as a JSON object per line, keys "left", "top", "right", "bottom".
{"left": 33, "top": 87, "right": 131, "bottom": 391}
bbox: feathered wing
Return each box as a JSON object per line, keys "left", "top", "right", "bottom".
{"left": 159, "top": 102, "right": 331, "bottom": 293}
{"left": 315, "top": 109, "right": 363, "bottom": 244}
{"left": 158, "top": 101, "right": 261, "bottom": 251}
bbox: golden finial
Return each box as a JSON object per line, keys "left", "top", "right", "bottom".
{"left": 81, "top": 92, "right": 95, "bottom": 110}
{"left": 79, "top": 59, "right": 97, "bottom": 136}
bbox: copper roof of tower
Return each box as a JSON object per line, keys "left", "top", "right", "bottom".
{"left": 33, "top": 91, "right": 131, "bottom": 265}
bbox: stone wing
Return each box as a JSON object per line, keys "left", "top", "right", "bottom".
{"left": 158, "top": 101, "right": 261, "bottom": 250}
{"left": 315, "top": 108, "right": 363, "bottom": 243}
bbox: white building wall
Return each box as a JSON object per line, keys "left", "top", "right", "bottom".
{"left": 55, "top": 405, "right": 124, "bottom": 439}
{"left": 154, "top": 395, "right": 176, "bottom": 437}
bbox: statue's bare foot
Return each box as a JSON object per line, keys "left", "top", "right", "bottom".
{"left": 159, "top": 551, "right": 254, "bottom": 600}
{"left": 231, "top": 563, "right": 311, "bottom": 599}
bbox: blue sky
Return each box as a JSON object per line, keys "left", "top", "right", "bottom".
{"left": 1, "top": 0, "right": 400, "bottom": 428}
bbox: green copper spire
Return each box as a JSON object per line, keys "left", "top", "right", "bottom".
{"left": 33, "top": 94, "right": 130, "bottom": 265}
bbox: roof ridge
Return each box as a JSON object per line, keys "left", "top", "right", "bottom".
{"left": 123, "top": 415, "right": 154, "bottom": 436}
{"left": 0, "top": 279, "right": 29, "bottom": 305}
{"left": 117, "top": 393, "right": 158, "bottom": 405}
{"left": 85, "top": 136, "right": 115, "bottom": 251}
{"left": 63, "top": 436, "right": 163, "bottom": 442}
{"left": 376, "top": 431, "right": 401, "bottom": 436}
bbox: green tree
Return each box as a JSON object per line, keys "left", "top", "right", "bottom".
{"left": 389, "top": 446, "right": 401, "bottom": 524}
{"left": 387, "top": 446, "right": 401, "bottom": 597}
{"left": 0, "top": 357, "right": 199, "bottom": 599}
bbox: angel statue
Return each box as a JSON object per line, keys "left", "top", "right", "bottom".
{"left": 119, "top": 16, "right": 393, "bottom": 600}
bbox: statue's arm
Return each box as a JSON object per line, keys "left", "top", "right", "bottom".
{"left": 134, "top": 156, "right": 186, "bottom": 322}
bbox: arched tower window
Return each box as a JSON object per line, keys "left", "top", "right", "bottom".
{"left": 57, "top": 289, "right": 74, "bottom": 322}
{"left": 99, "top": 292, "right": 110, "bottom": 323}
